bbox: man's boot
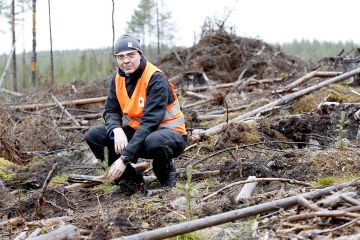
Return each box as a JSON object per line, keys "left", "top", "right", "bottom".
{"left": 154, "top": 160, "right": 177, "bottom": 188}
{"left": 112, "top": 164, "right": 145, "bottom": 196}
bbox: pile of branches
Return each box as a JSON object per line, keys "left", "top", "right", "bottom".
{"left": 158, "top": 30, "right": 308, "bottom": 85}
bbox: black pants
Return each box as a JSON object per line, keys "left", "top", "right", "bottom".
{"left": 85, "top": 125, "right": 187, "bottom": 182}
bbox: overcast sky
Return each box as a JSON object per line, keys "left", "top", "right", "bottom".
{"left": 0, "top": 0, "right": 359, "bottom": 55}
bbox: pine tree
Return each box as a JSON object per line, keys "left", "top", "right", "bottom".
{"left": 126, "top": 0, "right": 175, "bottom": 58}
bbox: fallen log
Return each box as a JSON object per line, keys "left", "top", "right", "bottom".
{"left": 274, "top": 71, "right": 342, "bottom": 94}
{"left": 116, "top": 180, "right": 360, "bottom": 240}
{"left": 8, "top": 96, "right": 107, "bottom": 111}
{"left": 190, "top": 68, "right": 360, "bottom": 142}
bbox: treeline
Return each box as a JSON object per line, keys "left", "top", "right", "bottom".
{"left": 0, "top": 48, "right": 114, "bottom": 91}
{"left": 1, "top": 39, "right": 359, "bottom": 92}
{"left": 0, "top": 0, "right": 175, "bottom": 93}
{"left": 277, "top": 39, "right": 359, "bottom": 61}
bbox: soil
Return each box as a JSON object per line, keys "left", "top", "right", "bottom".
{"left": 0, "top": 30, "right": 360, "bottom": 239}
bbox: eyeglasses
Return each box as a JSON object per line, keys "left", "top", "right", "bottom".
{"left": 115, "top": 50, "right": 138, "bottom": 61}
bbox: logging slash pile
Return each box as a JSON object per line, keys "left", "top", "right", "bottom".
{"left": 1, "top": 30, "right": 360, "bottom": 239}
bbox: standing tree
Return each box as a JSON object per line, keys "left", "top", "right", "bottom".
{"left": 11, "top": 0, "right": 17, "bottom": 91}
{"left": 126, "top": 0, "right": 175, "bottom": 59}
{"left": 47, "top": 0, "right": 54, "bottom": 84}
{"left": 111, "top": 0, "right": 115, "bottom": 54}
{"left": 156, "top": 1, "right": 175, "bottom": 53}
{"left": 0, "top": 0, "right": 31, "bottom": 91}
{"left": 127, "top": 0, "right": 154, "bottom": 55}
{"left": 31, "top": 0, "right": 36, "bottom": 89}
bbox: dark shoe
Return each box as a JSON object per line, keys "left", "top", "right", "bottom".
{"left": 159, "top": 166, "right": 177, "bottom": 187}
{"left": 112, "top": 172, "right": 145, "bottom": 196}
{"left": 112, "top": 180, "right": 144, "bottom": 196}
{"left": 161, "top": 171, "right": 176, "bottom": 187}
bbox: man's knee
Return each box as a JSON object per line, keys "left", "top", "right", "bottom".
{"left": 85, "top": 125, "right": 106, "bottom": 145}
{"left": 143, "top": 132, "right": 163, "bottom": 152}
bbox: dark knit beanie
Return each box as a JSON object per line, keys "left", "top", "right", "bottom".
{"left": 114, "top": 34, "right": 142, "bottom": 55}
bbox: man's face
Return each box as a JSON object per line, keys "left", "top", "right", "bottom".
{"left": 115, "top": 50, "right": 141, "bottom": 74}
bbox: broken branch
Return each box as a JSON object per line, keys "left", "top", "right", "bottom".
{"left": 275, "top": 71, "right": 342, "bottom": 94}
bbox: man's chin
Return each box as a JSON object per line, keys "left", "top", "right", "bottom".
{"left": 124, "top": 69, "right": 135, "bottom": 74}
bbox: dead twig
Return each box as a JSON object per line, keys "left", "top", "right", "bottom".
{"left": 96, "top": 193, "right": 106, "bottom": 221}
{"left": 36, "top": 162, "right": 57, "bottom": 217}
{"left": 50, "top": 93, "right": 80, "bottom": 126}
{"left": 184, "top": 90, "right": 212, "bottom": 100}
{"left": 340, "top": 194, "right": 360, "bottom": 206}
{"left": 287, "top": 207, "right": 360, "bottom": 222}
{"left": 315, "top": 217, "right": 360, "bottom": 234}
{"left": 183, "top": 99, "right": 212, "bottom": 109}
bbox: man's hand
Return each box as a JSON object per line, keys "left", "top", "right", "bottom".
{"left": 107, "top": 156, "right": 128, "bottom": 182}
{"left": 113, "top": 127, "right": 128, "bottom": 154}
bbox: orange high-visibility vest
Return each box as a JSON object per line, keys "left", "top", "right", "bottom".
{"left": 115, "top": 62, "right": 187, "bottom": 136}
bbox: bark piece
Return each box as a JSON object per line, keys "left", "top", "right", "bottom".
{"left": 235, "top": 176, "right": 258, "bottom": 203}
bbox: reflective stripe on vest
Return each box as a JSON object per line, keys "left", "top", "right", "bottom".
{"left": 163, "top": 102, "right": 181, "bottom": 120}
{"left": 115, "top": 61, "right": 187, "bottom": 136}
{"left": 159, "top": 115, "right": 185, "bottom": 129}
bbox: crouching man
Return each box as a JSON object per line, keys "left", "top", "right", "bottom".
{"left": 85, "top": 34, "right": 187, "bottom": 195}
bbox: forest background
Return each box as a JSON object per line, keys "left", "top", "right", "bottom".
{"left": 0, "top": 0, "right": 359, "bottom": 92}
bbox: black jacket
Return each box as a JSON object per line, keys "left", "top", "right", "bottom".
{"left": 103, "top": 56, "right": 174, "bottom": 162}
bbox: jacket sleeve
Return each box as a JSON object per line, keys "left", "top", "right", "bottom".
{"left": 122, "top": 72, "right": 171, "bottom": 162}
{"left": 103, "top": 74, "right": 123, "bottom": 136}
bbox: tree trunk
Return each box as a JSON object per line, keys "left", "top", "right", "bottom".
{"left": 11, "top": 0, "right": 17, "bottom": 91}
{"left": 48, "top": 0, "right": 54, "bottom": 84}
{"left": 111, "top": 0, "right": 115, "bottom": 54}
{"left": 156, "top": 0, "right": 160, "bottom": 57}
{"left": 31, "top": 0, "right": 37, "bottom": 89}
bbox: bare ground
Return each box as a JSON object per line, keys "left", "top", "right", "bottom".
{"left": 1, "top": 30, "right": 360, "bottom": 239}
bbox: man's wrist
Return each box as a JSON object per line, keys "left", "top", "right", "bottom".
{"left": 120, "top": 156, "right": 130, "bottom": 165}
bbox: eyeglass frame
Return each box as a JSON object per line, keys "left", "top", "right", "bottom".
{"left": 114, "top": 50, "right": 139, "bottom": 61}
